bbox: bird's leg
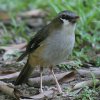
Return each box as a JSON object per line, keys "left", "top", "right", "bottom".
{"left": 50, "top": 66, "right": 63, "bottom": 94}
{"left": 40, "top": 67, "right": 43, "bottom": 93}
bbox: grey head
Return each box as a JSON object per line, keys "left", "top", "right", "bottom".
{"left": 57, "top": 10, "right": 79, "bottom": 24}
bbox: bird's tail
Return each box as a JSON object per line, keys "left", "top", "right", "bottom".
{"left": 15, "top": 61, "right": 34, "bottom": 85}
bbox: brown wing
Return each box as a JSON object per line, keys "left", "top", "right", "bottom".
{"left": 17, "top": 25, "right": 50, "bottom": 62}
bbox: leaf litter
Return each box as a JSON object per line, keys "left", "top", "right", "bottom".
{"left": 0, "top": 9, "right": 100, "bottom": 100}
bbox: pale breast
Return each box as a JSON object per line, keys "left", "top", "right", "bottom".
{"left": 40, "top": 29, "right": 75, "bottom": 65}
{"left": 30, "top": 22, "right": 76, "bottom": 66}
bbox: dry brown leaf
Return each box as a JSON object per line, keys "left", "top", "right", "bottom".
{"left": 59, "top": 71, "right": 76, "bottom": 83}
{"left": 0, "top": 43, "right": 26, "bottom": 51}
{"left": 0, "top": 70, "right": 16, "bottom": 75}
{"left": 0, "top": 72, "right": 20, "bottom": 80}
{"left": 0, "top": 11, "right": 10, "bottom": 20}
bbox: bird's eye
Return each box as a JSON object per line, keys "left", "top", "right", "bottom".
{"left": 61, "top": 14, "right": 66, "bottom": 19}
{"left": 61, "top": 14, "right": 70, "bottom": 19}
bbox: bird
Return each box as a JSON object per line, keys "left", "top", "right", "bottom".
{"left": 15, "top": 10, "right": 79, "bottom": 93}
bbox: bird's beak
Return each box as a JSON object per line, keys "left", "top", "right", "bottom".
{"left": 74, "top": 16, "right": 80, "bottom": 20}
{"left": 71, "top": 16, "right": 79, "bottom": 23}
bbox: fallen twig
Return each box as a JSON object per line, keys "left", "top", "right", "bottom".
{"left": 0, "top": 81, "right": 22, "bottom": 99}
{"left": 71, "top": 79, "right": 100, "bottom": 90}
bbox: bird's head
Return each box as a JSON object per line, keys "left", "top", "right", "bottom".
{"left": 57, "top": 10, "right": 79, "bottom": 25}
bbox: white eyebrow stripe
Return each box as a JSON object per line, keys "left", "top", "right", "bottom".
{"left": 60, "top": 18, "right": 69, "bottom": 25}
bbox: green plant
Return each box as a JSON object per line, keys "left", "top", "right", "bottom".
{"left": 75, "top": 86, "right": 98, "bottom": 100}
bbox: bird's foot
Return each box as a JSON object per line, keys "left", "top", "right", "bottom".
{"left": 57, "top": 85, "right": 63, "bottom": 94}
{"left": 40, "top": 88, "right": 44, "bottom": 93}
{"left": 49, "top": 87, "right": 63, "bottom": 94}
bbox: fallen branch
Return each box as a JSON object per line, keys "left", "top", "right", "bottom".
{"left": 77, "top": 68, "right": 100, "bottom": 78}
{"left": 28, "top": 71, "right": 76, "bottom": 87}
{"left": 0, "top": 71, "right": 76, "bottom": 87}
{"left": 0, "top": 70, "right": 40, "bottom": 80}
